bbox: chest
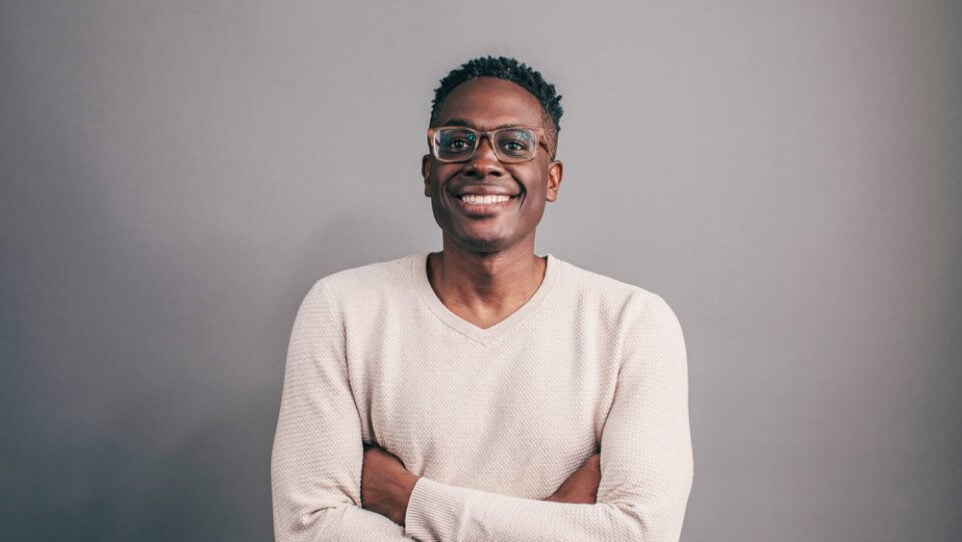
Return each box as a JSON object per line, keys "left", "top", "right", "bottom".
{"left": 345, "top": 319, "right": 622, "bottom": 494}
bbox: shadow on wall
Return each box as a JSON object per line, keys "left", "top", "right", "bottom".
{"left": 147, "top": 393, "right": 278, "bottom": 541}
{"left": 72, "top": 392, "right": 280, "bottom": 541}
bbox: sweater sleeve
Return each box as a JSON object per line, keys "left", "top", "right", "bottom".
{"left": 403, "top": 293, "right": 694, "bottom": 542}
{"left": 271, "top": 281, "right": 412, "bottom": 541}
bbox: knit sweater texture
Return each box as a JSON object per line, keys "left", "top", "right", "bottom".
{"left": 271, "top": 254, "right": 693, "bottom": 541}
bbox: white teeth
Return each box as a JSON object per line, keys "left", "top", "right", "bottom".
{"left": 461, "top": 194, "right": 512, "bottom": 204}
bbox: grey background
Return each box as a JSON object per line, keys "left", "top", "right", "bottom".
{"left": 2, "top": 1, "right": 959, "bottom": 541}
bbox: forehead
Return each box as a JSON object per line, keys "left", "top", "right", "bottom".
{"left": 435, "top": 77, "right": 545, "bottom": 129}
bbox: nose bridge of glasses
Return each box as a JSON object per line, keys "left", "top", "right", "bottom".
{"left": 471, "top": 131, "right": 501, "bottom": 161}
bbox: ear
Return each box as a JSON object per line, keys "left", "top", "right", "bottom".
{"left": 421, "top": 154, "right": 431, "bottom": 197}
{"left": 545, "top": 160, "right": 563, "bottom": 202}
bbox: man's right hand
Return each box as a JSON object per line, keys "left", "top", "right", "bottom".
{"left": 544, "top": 452, "right": 601, "bottom": 504}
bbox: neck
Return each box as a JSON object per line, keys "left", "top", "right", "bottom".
{"left": 427, "top": 237, "right": 547, "bottom": 329}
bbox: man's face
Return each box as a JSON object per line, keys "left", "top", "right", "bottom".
{"left": 423, "top": 77, "right": 563, "bottom": 254}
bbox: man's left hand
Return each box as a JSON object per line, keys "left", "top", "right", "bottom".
{"left": 361, "top": 443, "right": 419, "bottom": 526}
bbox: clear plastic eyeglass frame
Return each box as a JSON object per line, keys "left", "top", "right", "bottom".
{"left": 427, "top": 125, "right": 552, "bottom": 163}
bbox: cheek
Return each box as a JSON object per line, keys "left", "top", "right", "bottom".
{"left": 427, "top": 166, "right": 459, "bottom": 193}
{"left": 518, "top": 174, "right": 549, "bottom": 199}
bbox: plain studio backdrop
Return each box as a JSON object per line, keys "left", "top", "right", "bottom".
{"left": 2, "top": 2, "right": 960, "bottom": 541}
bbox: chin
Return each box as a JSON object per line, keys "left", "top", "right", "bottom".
{"left": 448, "top": 228, "right": 516, "bottom": 253}
{"left": 458, "top": 237, "right": 509, "bottom": 253}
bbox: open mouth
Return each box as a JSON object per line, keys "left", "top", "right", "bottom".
{"left": 452, "top": 192, "right": 519, "bottom": 216}
{"left": 459, "top": 194, "right": 513, "bottom": 205}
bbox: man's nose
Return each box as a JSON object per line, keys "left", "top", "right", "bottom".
{"left": 464, "top": 136, "right": 504, "bottom": 177}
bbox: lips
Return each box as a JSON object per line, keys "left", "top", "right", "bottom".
{"left": 449, "top": 188, "right": 519, "bottom": 217}
{"left": 444, "top": 177, "right": 523, "bottom": 219}
{"left": 450, "top": 184, "right": 520, "bottom": 200}
{"left": 460, "top": 194, "right": 512, "bottom": 204}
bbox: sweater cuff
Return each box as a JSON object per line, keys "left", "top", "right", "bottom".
{"left": 404, "top": 477, "right": 471, "bottom": 542}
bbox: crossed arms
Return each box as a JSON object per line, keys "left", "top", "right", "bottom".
{"left": 360, "top": 444, "right": 601, "bottom": 526}
{"left": 270, "top": 282, "right": 693, "bottom": 541}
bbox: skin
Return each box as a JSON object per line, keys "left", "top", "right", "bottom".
{"left": 360, "top": 77, "right": 600, "bottom": 525}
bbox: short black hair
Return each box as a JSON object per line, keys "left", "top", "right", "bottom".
{"left": 430, "top": 56, "right": 563, "bottom": 144}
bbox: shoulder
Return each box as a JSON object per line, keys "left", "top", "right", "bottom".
{"left": 299, "top": 254, "right": 422, "bottom": 311}
{"left": 552, "top": 255, "right": 680, "bottom": 328}
{"left": 318, "top": 255, "right": 417, "bottom": 291}
{"left": 553, "top": 257, "right": 686, "bottom": 369}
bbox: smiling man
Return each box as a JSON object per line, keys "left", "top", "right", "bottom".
{"left": 271, "top": 57, "right": 693, "bottom": 541}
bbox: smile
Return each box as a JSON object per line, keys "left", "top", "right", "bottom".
{"left": 459, "top": 194, "right": 513, "bottom": 204}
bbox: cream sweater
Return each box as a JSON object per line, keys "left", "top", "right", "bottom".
{"left": 271, "top": 254, "right": 693, "bottom": 541}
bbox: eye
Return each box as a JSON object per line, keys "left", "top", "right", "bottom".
{"left": 501, "top": 139, "right": 528, "bottom": 152}
{"left": 437, "top": 129, "right": 476, "bottom": 156}
{"left": 446, "top": 138, "right": 471, "bottom": 150}
{"left": 497, "top": 130, "right": 534, "bottom": 156}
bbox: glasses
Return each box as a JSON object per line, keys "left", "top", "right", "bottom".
{"left": 428, "top": 125, "right": 551, "bottom": 163}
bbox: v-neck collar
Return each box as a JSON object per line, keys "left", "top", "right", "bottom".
{"left": 410, "top": 253, "right": 562, "bottom": 345}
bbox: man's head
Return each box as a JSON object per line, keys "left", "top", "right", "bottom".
{"left": 430, "top": 56, "right": 563, "bottom": 154}
{"left": 423, "top": 57, "right": 564, "bottom": 255}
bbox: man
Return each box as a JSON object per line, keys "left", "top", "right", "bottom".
{"left": 271, "top": 56, "right": 693, "bottom": 541}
